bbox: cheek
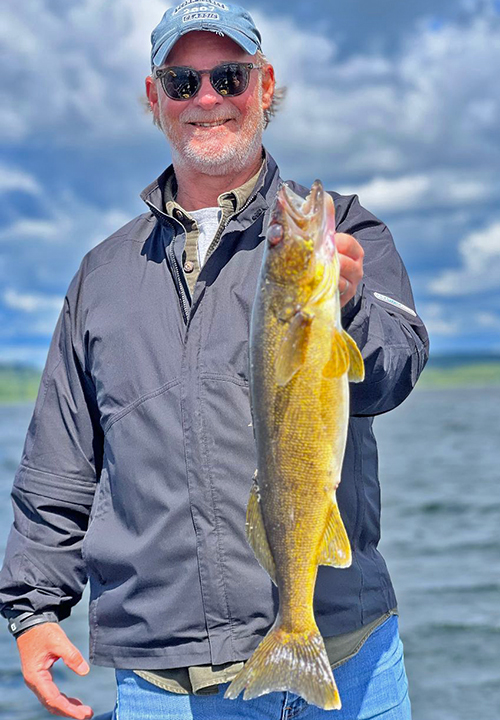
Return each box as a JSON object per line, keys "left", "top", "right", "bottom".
{"left": 232, "top": 95, "right": 258, "bottom": 124}
{"left": 233, "top": 78, "right": 262, "bottom": 115}
{"left": 159, "top": 96, "right": 184, "bottom": 124}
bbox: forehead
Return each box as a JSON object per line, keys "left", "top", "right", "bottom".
{"left": 164, "top": 30, "right": 253, "bottom": 67}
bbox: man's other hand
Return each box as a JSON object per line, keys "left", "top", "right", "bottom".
{"left": 336, "top": 233, "right": 364, "bottom": 307}
{"left": 17, "top": 622, "right": 93, "bottom": 719}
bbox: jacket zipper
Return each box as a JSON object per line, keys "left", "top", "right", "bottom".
{"left": 205, "top": 192, "right": 265, "bottom": 264}
{"left": 168, "top": 243, "right": 189, "bottom": 324}
{"left": 143, "top": 201, "right": 190, "bottom": 324}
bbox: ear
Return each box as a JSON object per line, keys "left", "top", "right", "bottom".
{"left": 261, "top": 64, "right": 275, "bottom": 111}
{"left": 145, "top": 75, "right": 160, "bottom": 117}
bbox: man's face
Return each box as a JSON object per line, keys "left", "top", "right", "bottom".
{"left": 146, "top": 32, "right": 275, "bottom": 176}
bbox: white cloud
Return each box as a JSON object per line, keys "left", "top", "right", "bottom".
{"left": 0, "top": 165, "right": 41, "bottom": 194}
{"left": 476, "top": 311, "right": 500, "bottom": 330}
{"left": 1, "top": 0, "right": 170, "bottom": 143}
{"left": 0, "top": 344, "right": 50, "bottom": 369}
{"left": 420, "top": 302, "right": 461, "bottom": 336}
{"left": 339, "top": 175, "right": 431, "bottom": 214}
{"left": 338, "top": 170, "right": 496, "bottom": 215}
{"left": 3, "top": 289, "right": 64, "bottom": 313}
{"left": 418, "top": 300, "right": 500, "bottom": 345}
{"left": 0, "top": 218, "right": 69, "bottom": 244}
{"left": 0, "top": 165, "right": 134, "bottom": 345}
{"left": 429, "top": 220, "right": 500, "bottom": 296}
{"left": 264, "top": 4, "right": 500, "bottom": 180}
{"left": 2, "top": 0, "right": 499, "bottom": 189}
{"left": 1, "top": 0, "right": 500, "bottom": 361}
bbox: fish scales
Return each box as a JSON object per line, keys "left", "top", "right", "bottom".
{"left": 225, "top": 180, "right": 365, "bottom": 710}
{"left": 255, "top": 284, "right": 348, "bottom": 621}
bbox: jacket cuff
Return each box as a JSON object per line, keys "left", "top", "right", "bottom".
{"left": 6, "top": 610, "right": 59, "bottom": 639}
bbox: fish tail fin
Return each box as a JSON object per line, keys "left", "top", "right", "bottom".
{"left": 224, "top": 622, "right": 341, "bottom": 710}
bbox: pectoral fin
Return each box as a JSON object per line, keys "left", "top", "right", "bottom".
{"left": 318, "top": 495, "right": 352, "bottom": 568}
{"left": 323, "top": 328, "right": 350, "bottom": 378}
{"left": 275, "top": 310, "right": 313, "bottom": 386}
{"left": 342, "top": 330, "right": 365, "bottom": 382}
{"left": 246, "top": 471, "right": 277, "bottom": 585}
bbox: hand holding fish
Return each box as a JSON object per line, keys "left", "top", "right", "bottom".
{"left": 336, "top": 233, "right": 364, "bottom": 306}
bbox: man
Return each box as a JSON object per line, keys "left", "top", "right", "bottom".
{"left": 0, "top": 3, "right": 429, "bottom": 719}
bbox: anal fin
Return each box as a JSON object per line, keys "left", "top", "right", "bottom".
{"left": 318, "top": 496, "right": 352, "bottom": 568}
{"left": 323, "top": 328, "right": 350, "bottom": 379}
{"left": 342, "top": 329, "right": 365, "bottom": 382}
{"left": 246, "top": 471, "right": 277, "bottom": 585}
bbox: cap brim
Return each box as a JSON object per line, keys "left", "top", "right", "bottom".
{"left": 152, "top": 26, "right": 260, "bottom": 68}
{"left": 152, "top": 35, "right": 178, "bottom": 68}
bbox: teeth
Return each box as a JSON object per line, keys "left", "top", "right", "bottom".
{"left": 192, "top": 120, "right": 227, "bottom": 127}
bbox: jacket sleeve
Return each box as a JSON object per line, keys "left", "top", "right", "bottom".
{"left": 0, "top": 266, "right": 103, "bottom": 621}
{"left": 334, "top": 192, "right": 430, "bottom": 416}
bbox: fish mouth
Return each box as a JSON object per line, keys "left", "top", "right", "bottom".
{"left": 271, "top": 180, "right": 335, "bottom": 258}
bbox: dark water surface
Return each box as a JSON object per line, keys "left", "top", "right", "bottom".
{"left": 0, "top": 387, "right": 498, "bottom": 719}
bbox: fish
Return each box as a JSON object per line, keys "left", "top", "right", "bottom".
{"left": 224, "top": 179, "right": 365, "bottom": 710}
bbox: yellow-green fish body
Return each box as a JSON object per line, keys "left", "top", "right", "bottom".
{"left": 225, "top": 180, "right": 365, "bottom": 710}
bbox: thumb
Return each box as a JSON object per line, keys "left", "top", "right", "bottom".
{"left": 59, "top": 641, "right": 90, "bottom": 676}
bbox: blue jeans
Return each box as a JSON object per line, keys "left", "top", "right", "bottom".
{"left": 112, "top": 614, "right": 411, "bottom": 719}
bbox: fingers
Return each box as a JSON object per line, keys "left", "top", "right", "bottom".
{"left": 335, "top": 232, "right": 364, "bottom": 262}
{"left": 339, "top": 253, "right": 363, "bottom": 287}
{"left": 27, "top": 669, "right": 93, "bottom": 719}
{"left": 59, "top": 641, "right": 90, "bottom": 676}
{"left": 17, "top": 623, "right": 93, "bottom": 719}
{"left": 335, "top": 233, "right": 364, "bottom": 306}
{"left": 339, "top": 278, "right": 350, "bottom": 297}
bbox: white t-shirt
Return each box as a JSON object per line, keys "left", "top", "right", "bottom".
{"left": 189, "top": 207, "right": 222, "bottom": 267}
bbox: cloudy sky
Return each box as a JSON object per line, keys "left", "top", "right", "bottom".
{"left": 1, "top": 0, "right": 499, "bottom": 366}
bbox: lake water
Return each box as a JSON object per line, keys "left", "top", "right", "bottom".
{"left": 0, "top": 387, "right": 498, "bottom": 719}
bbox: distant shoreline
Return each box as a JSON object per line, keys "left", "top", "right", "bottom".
{"left": 416, "top": 361, "right": 500, "bottom": 390}
{"left": 1, "top": 357, "right": 499, "bottom": 403}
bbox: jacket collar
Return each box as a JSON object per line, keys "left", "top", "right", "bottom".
{"left": 139, "top": 147, "right": 281, "bottom": 227}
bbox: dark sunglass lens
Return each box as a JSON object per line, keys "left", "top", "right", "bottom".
{"left": 164, "top": 67, "right": 200, "bottom": 100}
{"left": 212, "top": 63, "right": 249, "bottom": 97}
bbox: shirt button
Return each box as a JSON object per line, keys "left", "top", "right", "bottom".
{"left": 184, "top": 260, "right": 194, "bottom": 273}
{"left": 174, "top": 209, "right": 183, "bottom": 221}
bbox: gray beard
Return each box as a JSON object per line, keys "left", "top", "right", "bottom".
{"left": 167, "top": 125, "right": 264, "bottom": 177}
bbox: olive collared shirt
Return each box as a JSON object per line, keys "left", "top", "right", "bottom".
{"left": 162, "top": 161, "right": 265, "bottom": 294}
{"left": 134, "top": 162, "right": 397, "bottom": 696}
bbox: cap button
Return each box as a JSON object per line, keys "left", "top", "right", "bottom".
{"left": 184, "top": 260, "right": 194, "bottom": 273}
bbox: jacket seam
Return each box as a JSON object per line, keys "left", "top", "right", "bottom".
{"left": 17, "top": 463, "right": 97, "bottom": 485}
{"left": 22, "top": 550, "right": 62, "bottom": 588}
{"left": 90, "top": 592, "right": 99, "bottom": 660}
{"left": 93, "top": 642, "right": 213, "bottom": 655}
{"left": 200, "top": 373, "right": 248, "bottom": 387}
{"left": 352, "top": 420, "right": 366, "bottom": 625}
{"left": 179, "top": 343, "right": 210, "bottom": 656}
{"left": 28, "top": 349, "right": 63, "bottom": 467}
{"left": 103, "top": 378, "right": 182, "bottom": 435}
{"left": 198, "top": 301, "right": 237, "bottom": 657}
{"left": 79, "top": 219, "right": 153, "bottom": 288}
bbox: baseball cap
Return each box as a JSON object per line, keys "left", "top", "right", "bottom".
{"left": 151, "top": 1, "right": 263, "bottom": 69}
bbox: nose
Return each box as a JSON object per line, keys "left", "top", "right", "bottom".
{"left": 193, "top": 74, "right": 223, "bottom": 111}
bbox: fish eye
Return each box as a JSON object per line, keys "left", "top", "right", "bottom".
{"left": 268, "top": 223, "right": 284, "bottom": 246}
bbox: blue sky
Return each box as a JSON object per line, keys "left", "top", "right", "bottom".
{"left": 1, "top": 0, "right": 500, "bottom": 367}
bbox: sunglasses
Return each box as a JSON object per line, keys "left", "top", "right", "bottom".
{"left": 154, "top": 62, "right": 261, "bottom": 101}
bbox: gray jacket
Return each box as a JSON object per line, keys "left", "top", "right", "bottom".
{"left": 0, "top": 151, "right": 429, "bottom": 668}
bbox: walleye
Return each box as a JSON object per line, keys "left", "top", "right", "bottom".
{"left": 224, "top": 180, "right": 365, "bottom": 710}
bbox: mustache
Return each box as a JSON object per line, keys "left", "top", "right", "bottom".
{"left": 180, "top": 109, "right": 240, "bottom": 123}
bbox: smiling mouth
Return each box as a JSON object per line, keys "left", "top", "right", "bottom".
{"left": 188, "top": 119, "right": 232, "bottom": 127}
